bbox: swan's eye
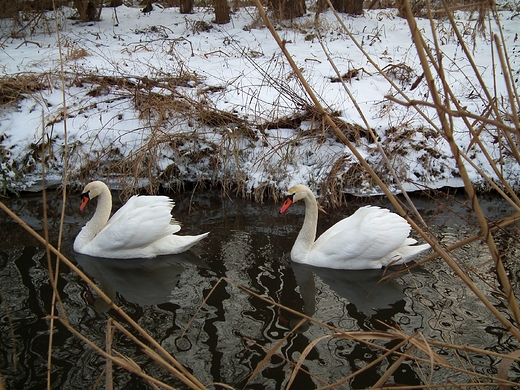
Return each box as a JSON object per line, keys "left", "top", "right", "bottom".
{"left": 80, "top": 191, "right": 90, "bottom": 199}
{"left": 79, "top": 192, "right": 91, "bottom": 211}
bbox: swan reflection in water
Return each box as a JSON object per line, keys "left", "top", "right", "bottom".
{"left": 281, "top": 262, "right": 408, "bottom": 331}
{"left": 76, "top": 251, "right": 207, "bottom": 311}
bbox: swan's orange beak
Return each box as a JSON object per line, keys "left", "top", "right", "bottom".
{"left": 279, "top": 196, "right": 293, "bottom": 214}
{"left": 80, "top": 194, "right": 90, "bottom": 211}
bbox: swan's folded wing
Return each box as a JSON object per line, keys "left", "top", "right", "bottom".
{"left": 312, "top": 206, "right": 411, "bottom": 261}
{"left": 91, "top": 195, "right": 181, "bottom": 250}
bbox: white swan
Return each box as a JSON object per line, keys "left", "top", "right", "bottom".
{"left": 73, "top": 181, "right": 209, "bottom": 258}
{"left": 279, "top": 185, "right": 430, "bottom": 270}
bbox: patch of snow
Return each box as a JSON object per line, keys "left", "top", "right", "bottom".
{"left": 0, "top": 3, "right": 518, "bottom": 196}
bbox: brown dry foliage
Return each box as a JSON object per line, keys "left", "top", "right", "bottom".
{"left": 0, "top": 73, "right": 49, "bottom": 105}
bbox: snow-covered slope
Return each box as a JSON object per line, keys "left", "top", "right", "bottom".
{"left": 0, "top": 3, "right": 518, "bottom": 197}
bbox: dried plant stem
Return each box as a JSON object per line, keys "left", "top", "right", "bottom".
{"left": 429, "top": 0, "right": 520, "bottom": 189}
{"left": 199, "top": 278, "right": 519, "bottom": 387}
{"left": 50, "top": 1, "right": 69, "bottom": 253}
{"left": 109, "top": 320, "right": 200, "bottom": 385}
{"left": 247, "top": 318, "right": 307, "bottom": 388}
{"left": 440, "top": 0, "right": 519, "bottom": 140}
{"left": 254, "top": 0, "right": 520, "bottom": 339}
{"left": 40, "top": 114, "right": 58, "bottom": 390}
{"left": 385, "top": 96, "right": 518, "bottom": 134}
{"left": 105, "top": 319, "right": 114, "bottom": 390}
{"left": 322, "top": 338, "right": 417, "bottom": 389}
{"left": 372, "top": 344, "right": 416, "bottom": 388}
{"left": 45, "top": 2, "right": 72, "bottom": 388}
{"left": 400, "top": 0, "right": 520, "bottom": 329}
{"left": 491, "top": 5, "right": 520, "bottom": 114}
{"left": 253, "top": 0, "right": 419, "bottom": 215}
{"left": 242, "top": 337, "right": 330, "bottom": 387}
{"left": 314, "top": 28, "right": 426, "bottom": 226}
{"left": 50, "top": 315, "right": 177, "bottom": 390}
{"left": 0, "top": 201, "right": 206, "bottom": 390}
{"left": 493, "top": 33, "right": 520, "bottom": 143}
{"left": 320, "top": 0, "right": 440, "bottom": 133}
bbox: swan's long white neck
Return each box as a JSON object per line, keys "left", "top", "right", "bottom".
{"left": 74, "top": 185, "right": 112, "bottom": 250}
{"left": 291, "top": 190, "right": 318, "bottom": 263}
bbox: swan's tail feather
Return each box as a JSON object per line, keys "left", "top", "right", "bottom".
{"left": 382, "top": 242, "right": 431, "bottom": 267}
{"left": 170, "top": 218, "right": 182, "bottom": 227}
{"left": 158, "top": 232, "right": 210, "bottom": 255}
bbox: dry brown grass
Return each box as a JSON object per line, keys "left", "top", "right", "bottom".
{"left": 0, "top": 73, "right": 50, "bottom": 105}
{"left": 0, "top": 65, "right": 372, "bottom": 199}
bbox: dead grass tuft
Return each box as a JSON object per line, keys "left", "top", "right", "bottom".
{"left": 62, "top": 39, "right": 89, "bottom": 60}
{"left": 259, "top": 108, "right": 370, "bottom": 143}
{"left": 381, "top": 63, "right": 417, "bottom": 87}
{"left": 0, "top": 73, "right": 49, "bottom": 105}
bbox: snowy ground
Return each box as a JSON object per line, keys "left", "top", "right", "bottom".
{"left": 0, "top": 2, "right": 519, "bottom": 197}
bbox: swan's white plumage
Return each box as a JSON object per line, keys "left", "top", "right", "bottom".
{"left": 279, "top": 185, "right": 429, "bottom": 270}
{"left": 73, "top": 181, "right": 208, "bottom": 258}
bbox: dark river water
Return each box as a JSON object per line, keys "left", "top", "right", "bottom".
{"left": 1, "top": 187, "right": 519, "bottom": 389}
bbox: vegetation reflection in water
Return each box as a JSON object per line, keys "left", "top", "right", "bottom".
{"left": 0, "top": 189, "right": 519, "bottom": 389}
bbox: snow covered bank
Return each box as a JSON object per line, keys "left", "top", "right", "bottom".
{"left": 0, "top": 4, "right": 518, "bottom": 200}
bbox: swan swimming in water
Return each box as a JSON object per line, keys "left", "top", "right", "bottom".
{"left": 73, "top": 181, "right": 209, "bottom": 259}
{"left": 279, "top": 184, "right": 429, "bottom": 270}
